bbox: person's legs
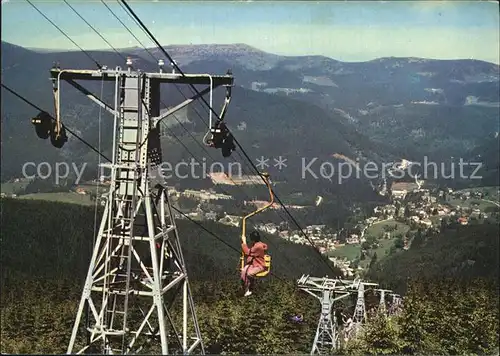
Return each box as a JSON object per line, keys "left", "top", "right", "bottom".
{"left": 242, "top": 265, "right": 265, "bottom": 295}
{"left": 240, "top": 265, "right": 251, "bottom": 291}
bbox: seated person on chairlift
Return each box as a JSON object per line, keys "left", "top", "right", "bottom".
{"left": 290, "top": 314, "right": 304, "bottom": 323}
{"left": 241, "top": 230, "right": 268, "bottom": 297}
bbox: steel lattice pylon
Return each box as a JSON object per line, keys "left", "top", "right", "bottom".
{"left": 51, "top": 62, "right": 233, "bottom": 354}
{"left": 348, "top": 280, "right": 377, "bottom": 339}
{"left": 388, "top": 293, "right": 403, "bottom": 316}
{"left": 297, "top": 275, "right": 358, "bottom": 354}
{"left": 376, "top": 289, "right": 392, "bottom": 314}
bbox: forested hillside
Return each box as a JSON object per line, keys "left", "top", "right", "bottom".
{"left": 1, "top": 198, "right": 499, "bottom": 354}
{"left": 344, "top": 278, "right": 499, "bottom": 355}
{"left": 366, "top": 223, "right": 500, "bottom": 294}
{"left": 1, "top": 41, "right": 396, "bottom": 192}
{"left": 0, "top": 198, "right": 337, "bottom": 286}
{"left": 354, "top": 220, "right": 500, "bottom": 355}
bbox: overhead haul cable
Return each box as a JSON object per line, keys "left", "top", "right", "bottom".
{"left": 25, "top": 0, "right": 102, "bottom": 69}
{"left": 19, "top": 0, "right": 326, "bottom": 276}
{"left": 63, "top": 0, "right": 127, "bottom": 65}
{"left": 1, "top": 84, "right": 110, "bottom": 162}
{"left": 32, "top": 0, "right": 300, "bottom": 275}
{"left": 100, "top": 0, "right": 303, "bottom": 273}
{"left": 119, "top": 0, "right": 336, "bottom": 275}
{"left": 115, "top": 0, "right": 316, "bottom": 244}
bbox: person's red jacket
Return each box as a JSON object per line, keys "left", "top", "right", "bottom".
{"left": 242, "top": 241, "right": 268, "bottom": 268}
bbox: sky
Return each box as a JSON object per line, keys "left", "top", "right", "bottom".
{"left": 1, "top": 0, "right": 499, "bottom": 64}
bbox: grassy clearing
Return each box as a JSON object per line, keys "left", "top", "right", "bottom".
{"left": 374, "top": 238, "right": 396, "bottom": 258}
{"left": 450, "top": 186, "right": 500, "bottom": 208}
{"left": 0, "top": 181, "right": 30, "bottom": 195}
{"left": 77, "top": 183, "right": 109, "bottom": 195}
{"left": 328, "top": 244, "right": 360, "bottom": 260}
{"left": 18, "top": 192, "right": 93, "bottom": 206}
{"left": 455, "top": 186, "right": 499, "bottom": 198}
{"left": 328, "top": 219, "right": 413, "bottom": 266}
{"left": 447, "top": 198, "right": 498, "bottom": 211}
{"left": 358, "top": 239, "right": 396, "bottom": 268}
{"left": 365, "top": 219, "right": 410, "bottom": 238}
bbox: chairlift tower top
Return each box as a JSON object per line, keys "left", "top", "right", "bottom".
{"left": 297, "top": 275, "right": 365, "bottom": 354}
{"left": 53, "top": 60, "right": 233, "bottom": 354}
{"left": 297, "top": 275, "right": 382, "bottom": 354}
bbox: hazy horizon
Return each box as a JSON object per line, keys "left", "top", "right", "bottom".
{"left": 1, "top": 1, "right": 499, "bottom": 64}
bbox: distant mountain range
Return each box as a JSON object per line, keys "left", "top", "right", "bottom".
{"left": 149, "top": 43, "right": 499, "bottom": 160}
{"left": 1, "top": 41, "right": 498, "bottom": 195}
{"left": 131, "top": 43, "right": 499, "bottom": 105}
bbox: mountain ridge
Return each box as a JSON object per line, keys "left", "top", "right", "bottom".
{"left": 13, "top": 41, "right": 499, "bottom": 66}
{"left": 1, "top": 41, "right": 498, "bottom": 193}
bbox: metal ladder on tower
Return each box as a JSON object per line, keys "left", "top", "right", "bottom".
{"left": 314, "top": 291, "right": 336, "bottom": 354}
{"left": 101, "top": 75, "right": 145, "bottom": 353}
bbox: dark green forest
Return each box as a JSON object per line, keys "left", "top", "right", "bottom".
{"left": 367, "top": 222, "right": 500, "bottom": 294}
{"left": 1, "top": 198, "right": 499, "bottom": 354}
{"left": 0, "top": 198, "right": 338, "bottom": 286}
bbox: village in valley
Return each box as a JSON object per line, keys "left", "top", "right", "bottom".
{"left": 3, "top": 172, "right": 499, "bottom": 278}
